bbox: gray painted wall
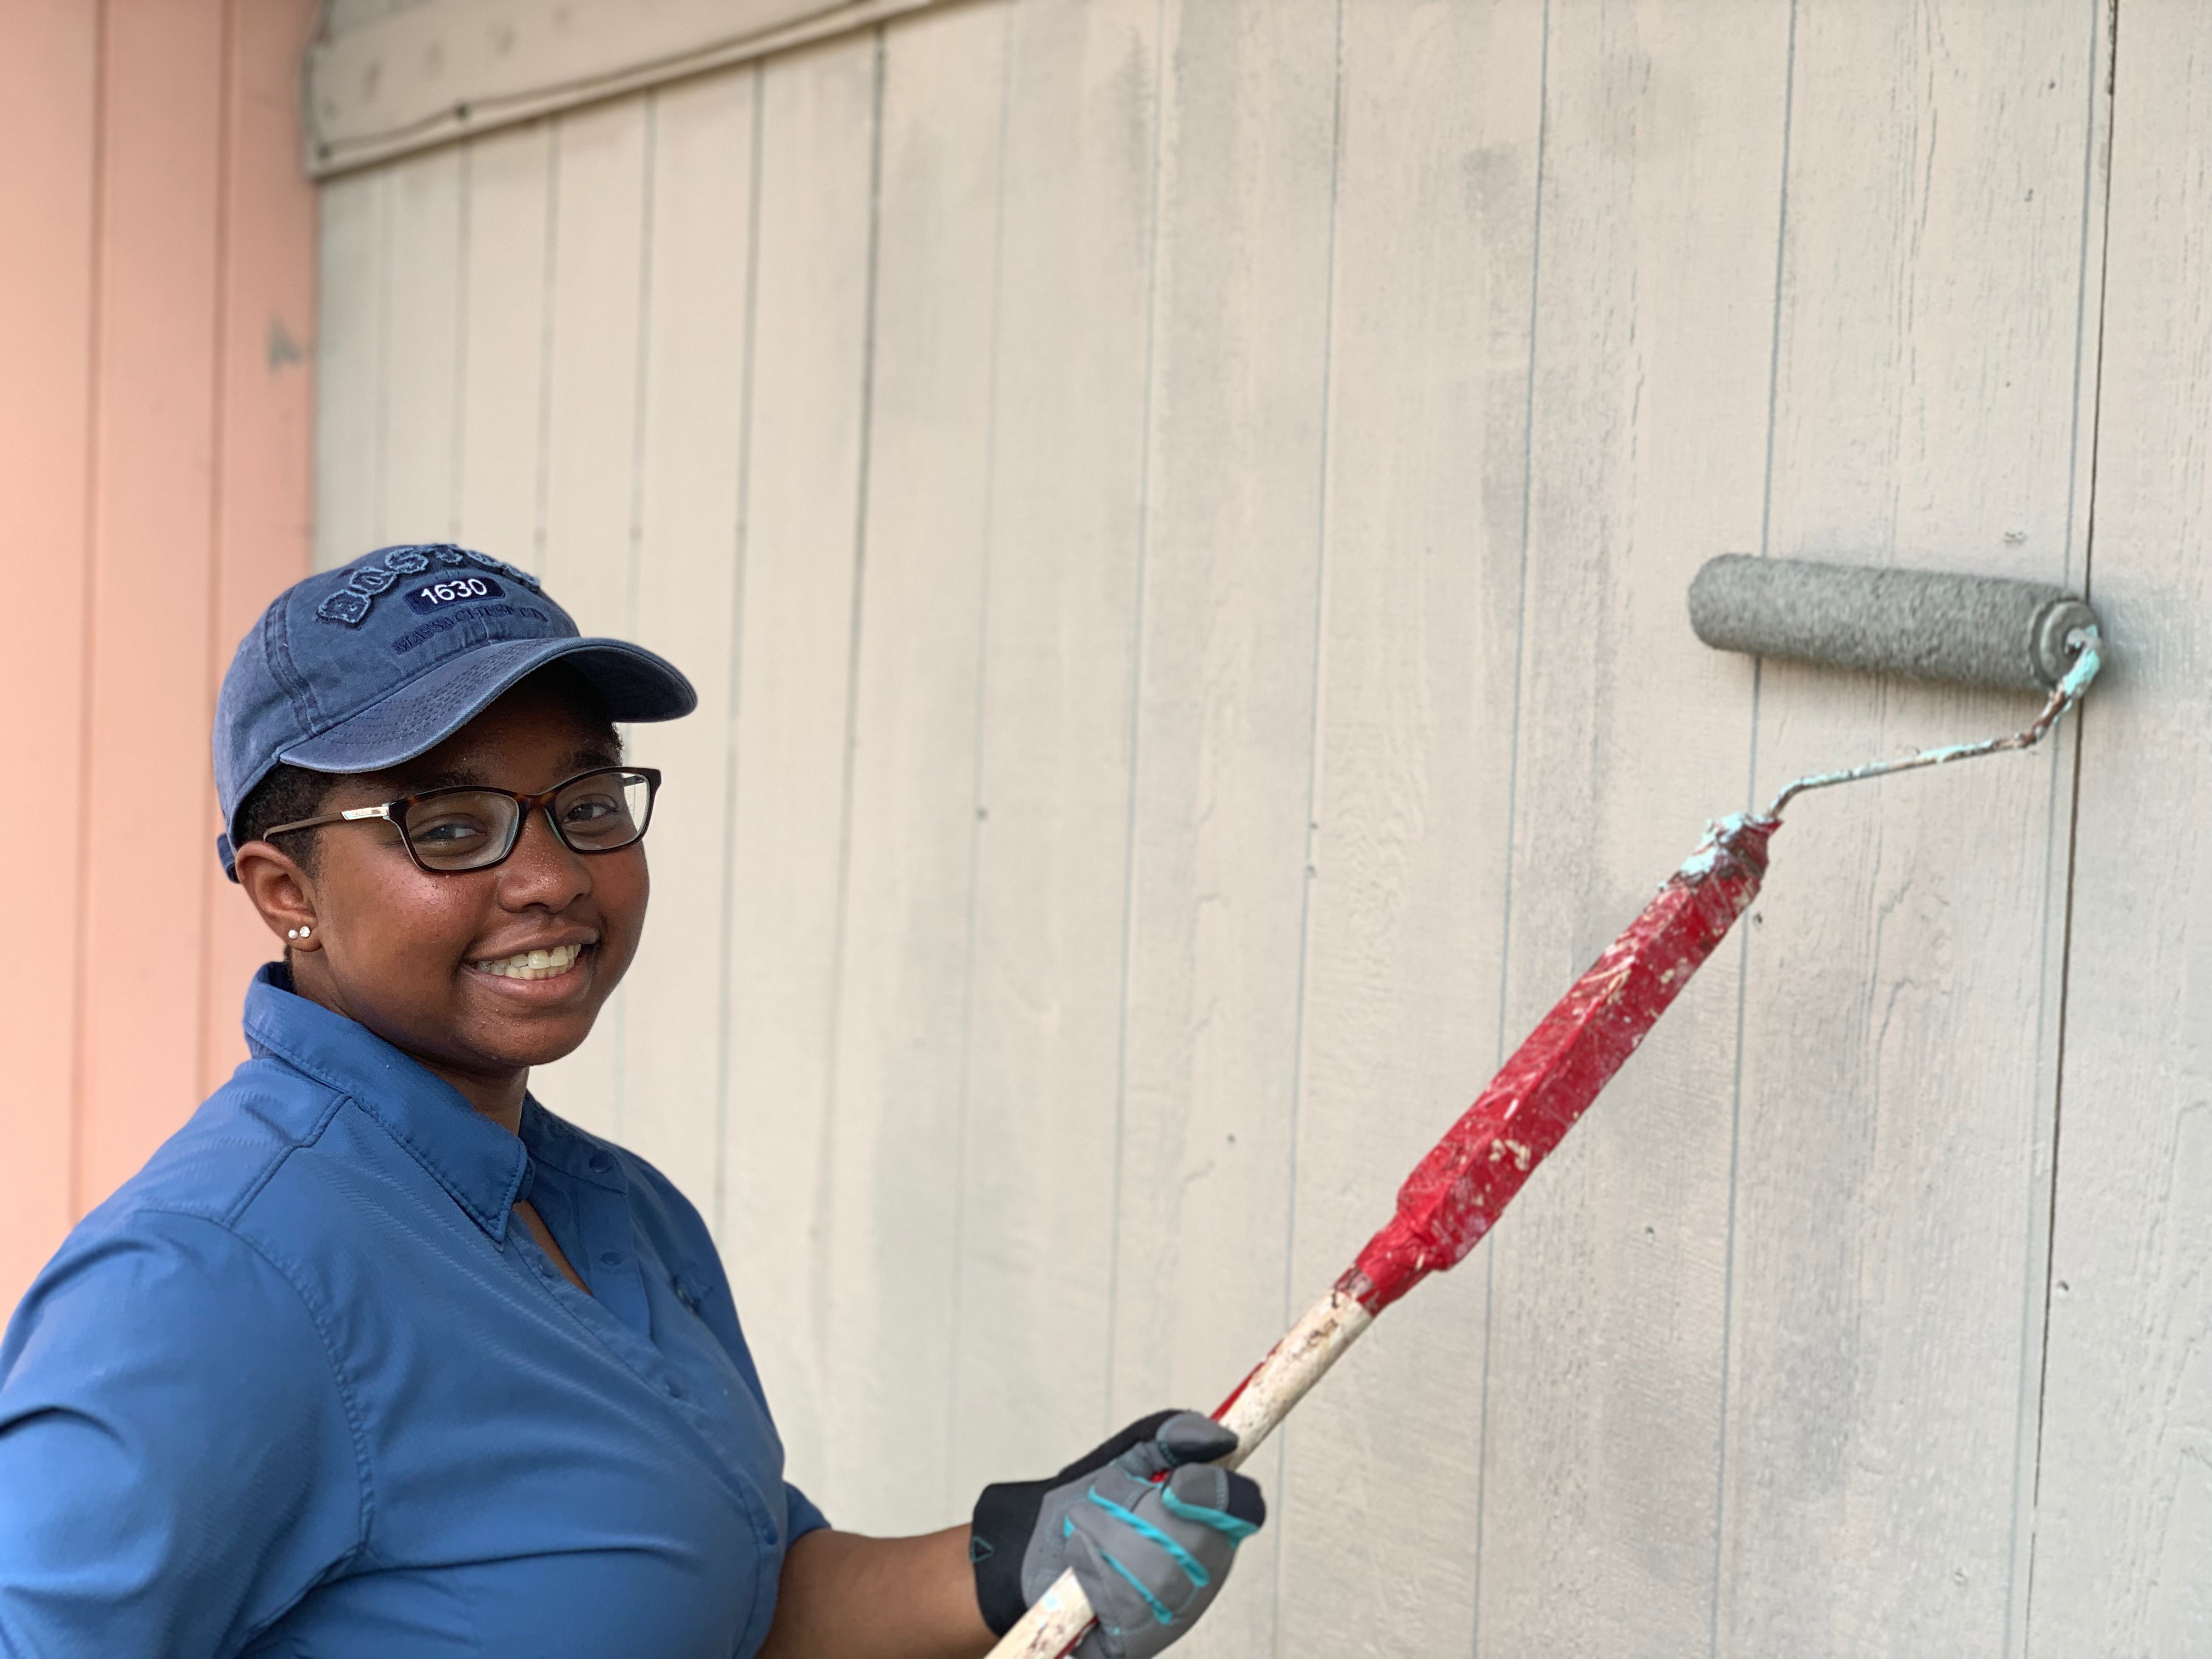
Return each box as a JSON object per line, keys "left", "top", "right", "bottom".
{"left": 313, "top": 2, "right": 2205, "bottom": 1651}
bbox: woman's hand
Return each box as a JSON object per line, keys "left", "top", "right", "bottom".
{"left": 758, "top": 1412, "right": 1265, "bottom": 1659}
{"left": 969, "top": 1411, "right": 1267, "bottom": 1659}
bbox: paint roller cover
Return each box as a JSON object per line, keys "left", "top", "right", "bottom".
{"left": 1686, "top": 554, "right": 2099, "bottom": 692}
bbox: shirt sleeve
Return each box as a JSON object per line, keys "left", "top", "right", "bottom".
{"left": 0, "top": 1209, "right": 366, "bottom": 1659}
{"left": 782, "top": 1482, "right": 830, "bottom": 1544}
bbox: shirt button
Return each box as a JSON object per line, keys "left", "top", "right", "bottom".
{"left": 588, "top": 1152, "right": 613, "bottom": 1174}
{"left": 665, "top": 1377, "right": 686, "bottom": 1400}
{"left": 599, "top": 1251, "right": 625, "bottom": 1267}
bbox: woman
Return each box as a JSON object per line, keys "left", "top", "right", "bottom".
{"left": 0, "top": 548, "right": 1263, "bottom": 1659}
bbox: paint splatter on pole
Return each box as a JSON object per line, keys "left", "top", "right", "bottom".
{"left": 1342, "top": 811, "right": 1777, "bottom": 1311}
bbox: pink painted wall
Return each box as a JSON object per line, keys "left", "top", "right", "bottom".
{"left": 0, "top": 0, "right": 319, "bottom": 1317}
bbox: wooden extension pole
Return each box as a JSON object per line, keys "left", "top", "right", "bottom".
{"left": 986, "top": 815, "right": 1779, "bottom": 1659}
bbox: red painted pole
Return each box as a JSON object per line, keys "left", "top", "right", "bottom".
{"left": 995, "top": 811, "right": 1781, "bottom": 1659}
{"left": 1342, "top": 811, "right": 1778, "bottom": 1312}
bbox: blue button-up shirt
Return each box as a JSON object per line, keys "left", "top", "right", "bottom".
{"left": 0, "top": 966, "right": 825, "bottom": 1658}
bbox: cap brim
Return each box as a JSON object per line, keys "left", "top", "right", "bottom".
{"left": 278, "top": 637, "right": 696, "bottom": 776}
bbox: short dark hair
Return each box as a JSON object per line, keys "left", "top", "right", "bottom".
{"left": 234, "top": 761, "right": 341, "bottom": 873}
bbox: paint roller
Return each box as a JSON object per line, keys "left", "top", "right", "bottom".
{"left": 988, "top": 556, "right": 2104, "bottom": 1659}
{"left": 1687, "top": 553, "right": 2100, "bottom": 694}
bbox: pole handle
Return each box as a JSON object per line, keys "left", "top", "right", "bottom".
{"left": 981, "top": 1286, "right": 1376, "bottom": 1658}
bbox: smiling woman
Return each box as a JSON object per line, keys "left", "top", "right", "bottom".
{"left": 233, "top": 676, "right": 650, "bottom": 1135}
{"left": 0, "top": 545, "right": 1266, "bottom": 1659}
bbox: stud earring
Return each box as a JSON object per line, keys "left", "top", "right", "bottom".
{"left": 286, "top": 928, "right": 298, "bottom": 939}
{"left": 300, "top": 924, "right": 313, "bottom": 940}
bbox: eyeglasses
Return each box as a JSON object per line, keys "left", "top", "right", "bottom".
{"left": 263, "top": 766, "right": 661, "bottom": 874}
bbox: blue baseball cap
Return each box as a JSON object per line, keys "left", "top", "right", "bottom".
{"left": 213, "top": 544, "right": 696, "bottom": 879}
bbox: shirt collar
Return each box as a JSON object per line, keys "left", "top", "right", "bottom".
{"left": 518, "top": 1098, "right": 630, "bottom": 1194}
{"left": 242, "top": 962, "right": 529, "bottom": 1241}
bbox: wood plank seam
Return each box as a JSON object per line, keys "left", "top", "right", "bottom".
{"left": 1098, "top": 0, "right": 1175, "bottom": 1446}
{"left": 1709, "top": 5, "right": 1802, "bottom": 1655}
{"left": 450, "top": 142, "right": 472, "bottom": 537}
{"left": 531, "top": 123, "right": 562, "bottom": 571}
{"left": 938, "top": 0, "right": 1016, "bottom": 1512}
{"left": 1268, "top": 0, "right": 1350, "bottom": 1629}
{"left": 625, "top": 93, "right": 658, "bottom": 646}
{"left": 1470, "top": 1, "right": 1554, "bottom": 1645}
{"left": 373, "top": 164, "right": 394, "bottom": 545}
{"left": 2019, "top": 0, "right": 2123, "bottom": 1643}
{"left": 810, "top": 22, "right": 891, "bottom": 1385}
{"left": 711, "top": 64, "right": 771, "bottom": 1246}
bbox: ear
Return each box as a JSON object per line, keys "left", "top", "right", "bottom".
{"left": 233, "top": 840, "right": 323, "bottom": 952}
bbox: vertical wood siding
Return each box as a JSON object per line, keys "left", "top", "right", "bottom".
{"left": 313, "top": 0, "right": 2205, "bottom": 1650}
{"left": 2032, "top": 3, "right": 2212, "bottom": 1652}
{"left": 0, "top": 0, "right": 317, "bottom": 1317}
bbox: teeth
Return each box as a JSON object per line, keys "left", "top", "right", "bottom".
{"left": 473, "top": 942, "right": 585, "bottom": 980}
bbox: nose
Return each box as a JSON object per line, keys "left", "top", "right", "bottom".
{"left": 494, "top": 803, "right": 593, "bottom": 911}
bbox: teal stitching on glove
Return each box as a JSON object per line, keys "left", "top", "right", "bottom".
{"left": 969, "top": 1410, "right": 1268, "bottom": 1659}
{"left": 1157, "top": 1483, "right": 1261, "bottom": 1543}
{"left": 1092, "top": 1542, "right": 1176, "bottom": 1628}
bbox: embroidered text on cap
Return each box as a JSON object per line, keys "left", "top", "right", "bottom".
{"left": 317, "top": 545, "right": 543, "bottom": 628}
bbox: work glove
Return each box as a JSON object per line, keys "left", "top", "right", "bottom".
{"left": 970, "top": 1410, "right": 1266, "bottom": 1659}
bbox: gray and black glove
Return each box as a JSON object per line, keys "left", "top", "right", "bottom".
{"left": 970, "top": 1410, "right": 1266, "bottom": 1659}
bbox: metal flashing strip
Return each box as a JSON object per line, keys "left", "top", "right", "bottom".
{"left": 304, "top": 0, "right": 950, "bottom": 177}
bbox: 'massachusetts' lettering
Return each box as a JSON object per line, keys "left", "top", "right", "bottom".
{"left": 391, "top": 603, "right": 552, "bottom": 655}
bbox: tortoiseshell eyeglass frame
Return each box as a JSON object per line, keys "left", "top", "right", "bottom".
{"left": 261, "top": 766, "right": 661, "bottom": 874}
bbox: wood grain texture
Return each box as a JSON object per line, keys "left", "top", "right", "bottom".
{"left": 375, "top": 146, "right": 465, "bottom": 541}
{"left": 1272, "top": 5, "right": 1542, "bottom": 1649}
{"left": 715, "top": 31, "right": 881, "bottom": 1509}
{"left": 947, "top": 0, "right": 1163, "bottom": 1511}
{"left": 454, "top": 121, "right": 556, "bottom": 566}
{"left": 620, "top": 67, "right": 758, "bottom": 1207}
{"left": 1107, "top": 5, "right": 1338, "bottom": 1652}
{"left": 1475, "top": 4, "right": 1790, "bottom": 1652}
{"left": 315, "top": 166, "right": 386, "bottom": 566}
{"left": 817, "top": 0, "right": 1005, "bottom": 1535}
{"left": 2030, "top": 3, "right": 2212, "bottom": 1652}
{"left": 1718, "top": 3, "right": 2105, "bottom": 1653}
{"left": 523, "top": 95, "right": 653, "bottom": 1137}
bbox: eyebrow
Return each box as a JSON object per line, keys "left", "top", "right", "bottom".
{"left": 388, "top": 749, "right": 623, "bottom": 796}
{"left": 400, "top": 769, "right": 482, "bottom": 792}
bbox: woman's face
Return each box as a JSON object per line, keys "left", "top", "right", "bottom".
{"left": 246, "top": 678, "right": 648, "bottom": 1097}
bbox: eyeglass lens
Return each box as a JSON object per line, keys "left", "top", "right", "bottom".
{"left": 403, "top": 771, "right": 654, "bottom": 871}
